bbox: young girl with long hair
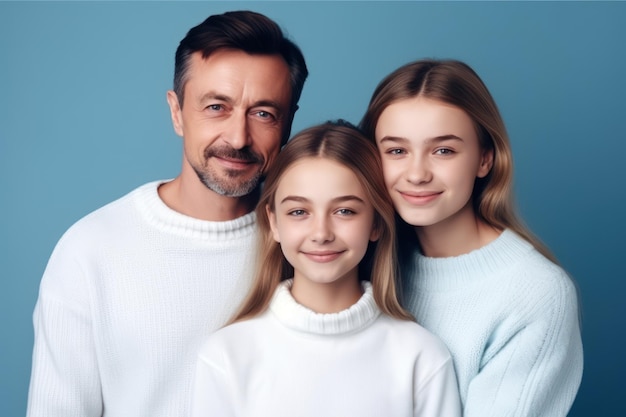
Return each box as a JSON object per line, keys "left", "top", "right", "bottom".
{"left": 360, "top": 59, "right": 583, "bottom": 416}
{"left": 190, "top": 121, "right": 461, "bottom": 417}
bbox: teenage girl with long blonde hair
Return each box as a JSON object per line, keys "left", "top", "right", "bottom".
{"left": 360, "top": 59, "right": 583, "bottom": 417}
{"left": 190, "top": 120, "right": 461, "bottom": 417}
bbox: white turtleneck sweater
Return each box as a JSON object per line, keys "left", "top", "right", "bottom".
{"left": 27, "top": 181, "right": 257, "bottom": 417}
{"left": 402, "top": 229, "right": 583, "bottom": 417}
{"left": 191, "top": 280, "right": 462, "bottom": 417}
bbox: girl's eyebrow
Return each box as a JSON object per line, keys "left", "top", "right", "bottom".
{"left": 279, "top": 195, "right": 366, "bottom": 205}
{"left": 379, "top": 134, "right": 463, "bottom": 144}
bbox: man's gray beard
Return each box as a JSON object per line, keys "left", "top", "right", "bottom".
{"left": 194, "top": 166, "right": 262, "bottom": 197}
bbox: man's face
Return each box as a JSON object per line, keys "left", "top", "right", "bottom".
{"left": 167, "top": 49, "right": 293, "bottom": 197}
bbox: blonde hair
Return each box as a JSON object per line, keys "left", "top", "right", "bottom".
{"left": 229, "top": 120, "right": 414, "bottom": 324}
{"left": 360, "top": 59, "right": 556, "bottom": 262}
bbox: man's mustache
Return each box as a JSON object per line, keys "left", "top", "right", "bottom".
{"left": 204, "top": 146, "right": 263, "bottom": 164}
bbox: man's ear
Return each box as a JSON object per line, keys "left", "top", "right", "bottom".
{"left": 281, "top": 104, "right": 299, "bottom": 146}
{"left": 166, "top": 90, "right": 184, "bottom": 137}
{"left": 477, "top": 148, "right": 494, "bottom": 178}
{"left": 266, "top": 205, "right": 280, "bottom": 243}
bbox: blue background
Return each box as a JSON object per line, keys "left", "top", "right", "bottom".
{"left": 1, "top": 1, "right": 624, "bottom": 415}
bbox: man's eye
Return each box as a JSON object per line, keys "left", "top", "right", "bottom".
{"left": 254, "top": 110, "right": 276, "bottom": 120}
{"left": 207, "top": 104, "right": 223, "bottom": 111}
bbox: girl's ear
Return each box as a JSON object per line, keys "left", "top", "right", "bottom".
{"left": 266, "top": 205, "right": 281, "bottom": 243}
{"left": 477, "top": 148, "right": 494, "bottom": 178}
{"left": 369, "top": 218, "right": 382, "bottom": 242}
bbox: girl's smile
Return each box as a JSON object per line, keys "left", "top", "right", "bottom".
{"left": 398, "top": 190, "right": 443, "bottom": 206}
{"left": 267, "top": 156, "right": 379, "bottom": 312}
{"left": 375, "top": 96, "right": 492, "bottom": 232}
{"left": 301, "top": 250, "right": 345, "bottom": 263}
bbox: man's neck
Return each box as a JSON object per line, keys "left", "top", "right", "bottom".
{"left": 157, "top": 176, "right": 258, "bottom": 221}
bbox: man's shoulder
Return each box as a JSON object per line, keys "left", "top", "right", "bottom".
{"left": 60, "top": 181, "right": 162, "bottom": 243}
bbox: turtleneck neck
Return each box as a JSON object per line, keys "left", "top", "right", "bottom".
{"left": 269, "top": 279, "right": 380, "bottom": 336}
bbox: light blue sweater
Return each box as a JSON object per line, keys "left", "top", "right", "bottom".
{"left": 402, "top": 229, "right": 583, "bottom": 417}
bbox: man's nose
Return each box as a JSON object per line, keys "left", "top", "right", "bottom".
{"left": 223, "top": 114, "right": 251, "bottom": 150}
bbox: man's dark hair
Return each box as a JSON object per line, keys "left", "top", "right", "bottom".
{"left": 173, "top": 10, "right": 308, "bottom": 111}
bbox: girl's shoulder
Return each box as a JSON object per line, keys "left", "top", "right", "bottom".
{"left": 480, "top": 232, "right": 579, "bottom": 325}
{"left": 376, "top": 316, "right": 453, "bottom": 363}
{"left": 197, "top": 313, "right": 271, "bottom": 361}
{"left": 500, "top": 231, "right": 574, "bottom": 292}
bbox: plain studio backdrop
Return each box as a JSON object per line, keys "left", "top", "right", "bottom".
{"left": 1, "top": 1, "right": 624, "bottom": 416}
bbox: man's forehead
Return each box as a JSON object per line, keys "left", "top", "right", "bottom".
{"left": 184, "top": 51, "right": 292, "bottom": 106}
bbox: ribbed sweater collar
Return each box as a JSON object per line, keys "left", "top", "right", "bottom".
{"left": 133, "top": 180, "right": 256, "bottom": 240}
{"left": 269, "top": 280, "right": 380, "bottom": 336}
{"left": 411, "top": 229, "right": 534, "bottom": 291}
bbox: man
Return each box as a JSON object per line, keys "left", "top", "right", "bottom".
{"left": 27, "top": 10, "right": 308, "bottom": 417}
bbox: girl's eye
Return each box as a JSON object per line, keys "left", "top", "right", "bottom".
{"left": 386, "top": 148, "right": 405, "bottom": 155}
{"left": 434, "top": 148, "right": 454, "bottom": 155}
{"left": 287, "top": 209, "right": 306, "bottom": 217}
{"left": 336, "top": 208, "right": 355, "bottom": 216}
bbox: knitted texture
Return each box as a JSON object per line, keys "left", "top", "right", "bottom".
{"left": 191, "top": 280, "right": 462, "bottom": 417}
{"left": 27, "top": 181, "right": 257, "bottom": 417}
{"left": 402, "top": 229, "right": 583, "bottom": 417}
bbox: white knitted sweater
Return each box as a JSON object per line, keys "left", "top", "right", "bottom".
{"left": 27, "top": 180, "right": 257, "bottom": 417}
{"left": 191, "top": 280, "right": 462, "bottom": 417}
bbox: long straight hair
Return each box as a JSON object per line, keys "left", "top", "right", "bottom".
{"left": 229, "top": 121, "right": 414, "bottom": 324}
{"left": 360, "top": 59, "right": 557, "bottom": 263}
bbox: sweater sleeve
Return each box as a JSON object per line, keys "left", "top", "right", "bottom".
{"left": 190, "top": 352, "right": 237, "bottom": 417}
{"left": 414, "top": 357, "right": 462, "bottom": 417}
{"left": 27, "top": 236, "right": 103, "bottom": 417}
{"left": 464, "top": 275, "right": 583, "bottom": 417}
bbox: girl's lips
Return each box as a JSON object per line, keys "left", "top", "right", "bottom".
{"left": 399, "top": 190, "right": 442, "bottom": 205}
{"left": 302, "top": 251, "right": 343, "bottom": 263}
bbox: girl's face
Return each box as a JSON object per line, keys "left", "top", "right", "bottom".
{"left": 374, "top": 96, "right": 493, "bottom": 230}
{"left": 268, "top": 157, "right": 379, "bottom": 290}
